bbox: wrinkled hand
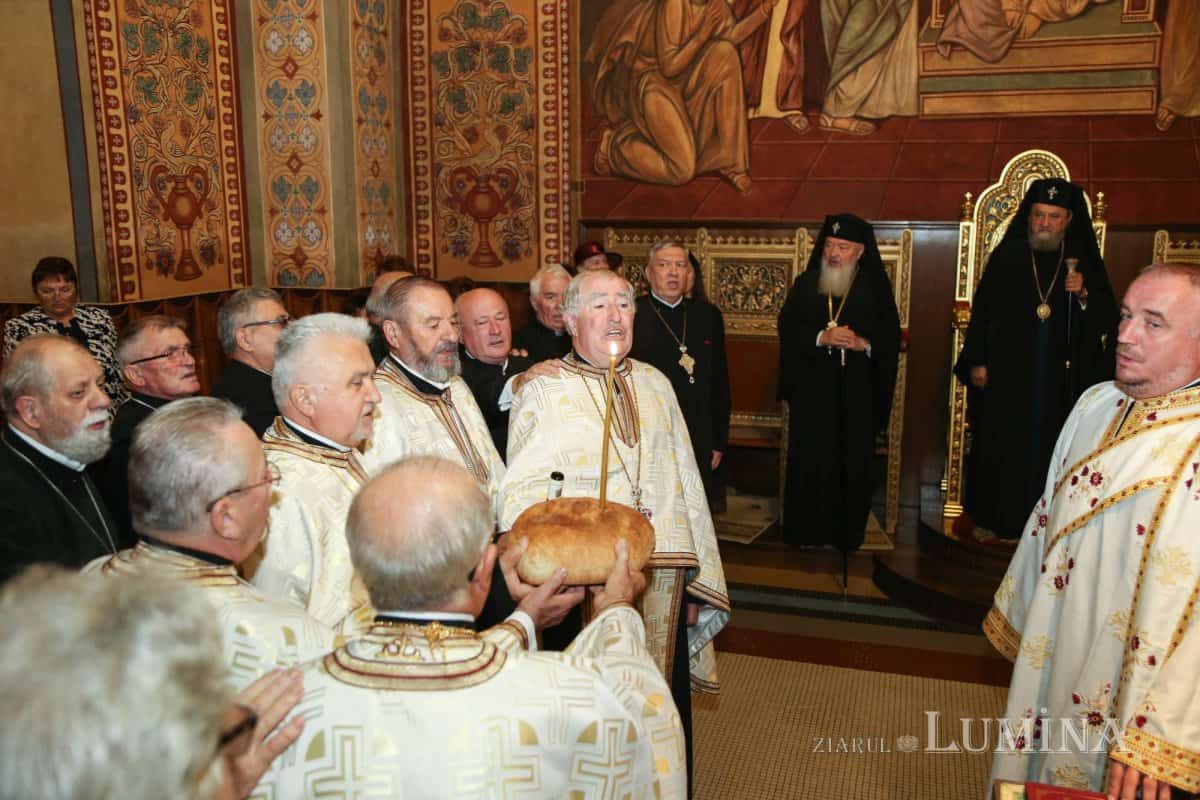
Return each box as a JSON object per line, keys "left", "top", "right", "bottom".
{"left": 711, "top": 451, "right": 723, "bottom": 470}
{"left": 819, "top": 325, "right": 857, "bottom": 349}
{"left": 591, "top": 539, "right": 647, "bottom": 616}
{"left": 513, "top": 360, "right": 561, "bottom": 394}
{"left": 1065, "top": 269, "right": 1085, "bottom": 295}
{"left": 849, "top": 336, "right": 870, "bottom": 353}
{"left": 970, "top": 365, "right": 988, "bottom": 389}
{"left": 230, "top": 669, "right": 305, "bottom": 798}
{"left": 1106, "top": 759, "right": 1173, "bottom": 800}
{"left": 502, "top": 537, "right": 586, "bottom": 630}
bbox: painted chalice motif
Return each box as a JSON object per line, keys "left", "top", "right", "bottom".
{"left": 150, "top": 164, "right": 210, "bottom": 281}
{"left": 447, "top": 165, "right": 519, "bottom": 268}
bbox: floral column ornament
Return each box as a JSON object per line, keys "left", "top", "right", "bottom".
{"left": 406, "top": 0, "right": 569, "bottom": 279}
{"left": 253, "top": 0, "right": 334, "bottom": 287}
{"left": 351, "top": 0, "right": 398, "bottom": 281}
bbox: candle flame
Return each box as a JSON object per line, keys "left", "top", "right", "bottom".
{"left": 609, "top": 340, "right": 619, "bottom": 356}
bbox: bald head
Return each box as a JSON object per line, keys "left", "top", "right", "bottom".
{"left": 347, "top": 457, "right": 493, "bottom": 612}
{"left": 455, "top": 288, "right": 512, "bottom": 365}
{"left": 365, "top": 270, "right": 413, "bottom": 323}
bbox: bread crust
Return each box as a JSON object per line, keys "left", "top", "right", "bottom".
{"left": 509, "top": 497, "right": 654, "bottom": 585}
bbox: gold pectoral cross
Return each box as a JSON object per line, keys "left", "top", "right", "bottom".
{"left": 678, "top": 346, "right": 695, "bottom": 384}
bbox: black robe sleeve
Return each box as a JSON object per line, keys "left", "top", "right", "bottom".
{"left": 867, "top": 271, "right": 902, "bottom": 431}
{"left": 710, "top": 305, "right": 731, "bottom": 452}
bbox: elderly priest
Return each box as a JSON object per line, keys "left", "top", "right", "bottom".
{"left": 0, "top": 335, "right": 120, "bottom": 580}
{"left": 247, "top": 313, "right": 380, "bottom": 634}
{"left": 499, "top": 269, "right": 730, "bottom": 793}
{"left": 87, "top": 397, "right": 336, "bottom": 689}
{"left": 255, "top": 456, "right": 686, "bottom": 799}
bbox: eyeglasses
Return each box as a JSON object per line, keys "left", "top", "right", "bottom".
{"left": 205, "top": 463, "right": 281, "bottom": 512}
{"left": 242, "top": 314, "right": 290, "bottom": 330}
{"left": 216, "top": 703, "right": 257, "bottom": 760}
{"left": 126, "top": 344, "right": 198, "bottom": 366}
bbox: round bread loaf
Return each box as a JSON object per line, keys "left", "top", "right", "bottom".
{"left": 509, "top": 497, "right": 654, "bottom": 585}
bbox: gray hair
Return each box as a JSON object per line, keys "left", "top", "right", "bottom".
{"left": 0, "top": 567, "right": 229, "bottom": 800}
{"left": 129, "top": 397, "right": 249, "bottom": 535}
{"left": 271, "top": 313, "right": 371, "bottom": 407}
{"left": 561, "top": 270, "right": 636, "bottom": 318}
{"left": 217, "top": 287, "right": 283, "bottom": 355}
{"left": 646, "top": 239, "right": 688, "bottom": 267}
{"left": 347, "top": 457, "right": 493, "bottom": 611}
{"left": 529, "top": 264, "right": 571, "bottom": 298}
{"left": 0, "top": 334, "right": 88, "bottom": 417}
{"left": 376, "top": 276, "right": 445, "bottom": 326}
{"left": 365, "top": 271, "right": 412, "bottom": 319}
{"left": 1140, "top": 262, "right": 1200, "bottom": 291}
{"left": 116, "top": 314, "right": 188, "bottom": 366}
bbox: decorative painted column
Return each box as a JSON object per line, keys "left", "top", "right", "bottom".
{"left": 404, "top": 0, "right": 569, "bottom": 280}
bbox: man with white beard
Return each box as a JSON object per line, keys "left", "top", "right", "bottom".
{"left": 778, "top": 214, "right": 901, "bottom": 552}
{"left": 0, "top": 335, "right": 122, "bottom": 580}
{"left": 360, "top": 277, "right": 505, "bottom": 507}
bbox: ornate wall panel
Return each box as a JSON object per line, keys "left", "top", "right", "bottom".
{"left": 81, "top": 0, "right": 250, "bottom": 301}
{"left": 404, "top": 0, "right": 569, "bottom": 279}
{"left": 253, "top": 0, "right": 335, "bottom": 287}
{"left": 350, "top": 0, "right": 397, "bottom": 280}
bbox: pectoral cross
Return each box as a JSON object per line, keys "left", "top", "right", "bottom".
{"left": 825, "top": 320, "right": 845, "bottom": 366}
{"left": 678, "top": 345, "right": 695, "bottom": 384}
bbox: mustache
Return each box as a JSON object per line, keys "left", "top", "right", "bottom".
{"left": 436, "top": 341, "right": 457, "bottom": 354}
{"left": 82, "top": 412, "right": 109, "bottom": 429}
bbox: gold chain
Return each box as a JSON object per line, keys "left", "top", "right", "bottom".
{"left": 826, "top": 267, "right": 860, "bottom": 327}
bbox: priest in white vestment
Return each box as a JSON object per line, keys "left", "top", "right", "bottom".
{"left": 87, "top": 397, "right": 337, "bottom": 689}
{"left": 246, "top": 313, "right": 381, "bottom": 634}
{"left": 987, "top": 263, "right": 1200, "bottom": 798}
{"left": 359, "top": 277, "right": 506, "bottom": 509}
{"left": 256, "top": 456, "right": 686, "bottom": 799}
{"left": 498, "top": 269, "right": 730, "bottom": 793}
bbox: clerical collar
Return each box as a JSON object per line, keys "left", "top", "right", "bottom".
{"left": 650, "top": 291, "right": 684, "bottom": 310}
{"left": 281, "top": 417, "right": 351, "bottom": 453}
{"left": 6, "top": 425, "right": 86, "bottom": 472}
{"left": 139, "top": 535, "right": 233, "bottom": 567}
{"left": 375, "top": 610, "right": 475, "bottom": 630}
{"left": 389, "top": 354, "right": 449, "bottom": 395}
{"left": 128, "top": 392, "right": 172, "bottom": 412}
{"left": 462, "top": 348, "right": 508, "bottom": 373}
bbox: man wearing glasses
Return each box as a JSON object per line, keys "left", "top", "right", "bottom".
{"left": 87, "top": 397, "right": 336, "bottom": 690}
{"left": 94, "top": 315, "right": 200, "bottom": 540}
{"left": 214, "top": 288, "right": 290, "bottom": 436}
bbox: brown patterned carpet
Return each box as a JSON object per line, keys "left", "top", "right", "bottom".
{"left": 693, "top": 651, "right": 1008, "bottom": 800}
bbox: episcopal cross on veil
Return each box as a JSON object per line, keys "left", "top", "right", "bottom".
{"left": 832, "top": 221, "right": 840, "bottom": 234}
{"left": 1047, "top": 186, "right": 1058, "bottom": 199}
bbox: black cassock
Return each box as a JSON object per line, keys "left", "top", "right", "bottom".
{"left": 92, "top": 393, "right": 168, "bottom": 544}
{"left": 458, "top": 348, "right": 531, "bottom": 461}
{"left": 778, "top": 266, "right": 900, "bottom": 550}
{"left": 1, "top": 429, "right": 122, "bottom": 582}
{"left": 513, "top": 320, "right": 570, "bottom": 364}
{"left": 630, "top": 295, "right": 731, "bottom": 505}
{"left": 213, "top": 360, "right": 279, "bottom": 437}
{"left": 954, "top": 230, "right": 1117, "bottom": 540}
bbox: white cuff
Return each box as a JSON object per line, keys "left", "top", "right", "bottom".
{"left": 814, "top": 331, "right": 824, "bottom": 347}
{"left": 507, "top": 610, "right": 537, "bottom": 651}
{"left": 497, "top": 375, "right": 518, "bottom": 412}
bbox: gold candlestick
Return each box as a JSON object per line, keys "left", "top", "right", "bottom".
{"left": 598, "top": 342, "right": 617, "bottom": 509}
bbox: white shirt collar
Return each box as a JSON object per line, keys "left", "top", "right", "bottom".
{"left": 7, "top": 425, "right": 86, "bottom": 472}
{"left": 651, "top": 291, "right": 684, "bottom": 309}
{"left": 375, "top": 609, "right": 475, "bottom": 623}
{"left": 389, "top": 353, "right": 451, "bottom": 390}
{"left": 280, "top": 417, "right": 351, "bottom": 453}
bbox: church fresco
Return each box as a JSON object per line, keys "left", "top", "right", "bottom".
{"left": 576, "top": 0, "right": 1199, "bottom": 222}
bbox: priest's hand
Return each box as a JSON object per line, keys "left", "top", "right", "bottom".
{"left": 819, "top": 325, "right": 857, "bottom": 349}
{"left": 1106, "top": 758, "right": 1173, "bottom": 800}
{"left": 591, "top": 539, "right": 647, "bottom": 615}
{"left": 513, "top": 359, "right": 561, "bottom": 394}
{"left": 510, "top": 347, "right": 529, "bottom": 358}
{"left": 711, "top": 451, "right": 723, "bottom": 470}
{"left": 501, "top": 536, "right": 586, "bottom": 629}
{"left": 229, "top": 668, "right": 306, "bottom": 799}
{"left": 970, "top": 365, "right": 988, "bottom": 389}
{"left": 1065, "top": 269, "right": 1085, "bottom": 295}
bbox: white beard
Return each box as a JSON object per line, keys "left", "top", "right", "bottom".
{"left": 1029, "top": 227, "right": 1067, "bottom": 254}
{"left": 817, "top": 258, "right": 858, "bottom": 297}
{"left": 48, "top": 412, "right": 112, "bottom": 465}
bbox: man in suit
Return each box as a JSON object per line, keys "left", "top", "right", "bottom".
{"left": 213, "top": 288, "right": 289, "bottom": 436}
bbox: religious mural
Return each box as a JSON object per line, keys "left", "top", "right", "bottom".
{"left": 577, "top": 0, "right": 1199, "bottom": 222}
{"left": 253, "top": 0, "right": 336, "bottom": 288}
{"left": 403, "top": 0, "right": 570, "bottom": 281}
{"left": 82, "top": 0, "right": 250, "bottom": 301}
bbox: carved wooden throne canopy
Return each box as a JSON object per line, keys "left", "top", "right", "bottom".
{"left": 942, "top": 149, "right": 1107, "bottom": 534}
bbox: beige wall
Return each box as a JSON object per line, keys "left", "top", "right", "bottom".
{"left": 0, "top": 3, "right": 75, "bottom": 301}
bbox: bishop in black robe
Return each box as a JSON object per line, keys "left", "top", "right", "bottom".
{"left": 953, "top": 178, "right": 1117, "bottom": 540}
{"left": 778, "top": 214, "right": 901, "bottom": 551}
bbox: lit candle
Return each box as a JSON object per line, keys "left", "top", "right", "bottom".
{"left": 598, "top": 340, "right": 618, "bottom": 509}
